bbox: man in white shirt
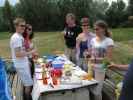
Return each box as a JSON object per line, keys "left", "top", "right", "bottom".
{"left": 10, "top": 18, "right": 35, "bottom": 100}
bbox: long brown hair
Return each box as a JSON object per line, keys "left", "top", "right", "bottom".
{"left": 22, "top": 24, "right": 34, "bottom": 40}
{"left": 95, "top": 20, "right": 111, "bottom": 37}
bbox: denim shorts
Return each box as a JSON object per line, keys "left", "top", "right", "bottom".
{"left": 15, "top": 63, "right": 33, "bottom": 86}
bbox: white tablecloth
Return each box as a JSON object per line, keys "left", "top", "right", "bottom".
{"left": 32, "top": 79, "right": 98, "bottom": 100}
{"left": 32, "top": 55, "right": 98, "bottom": 100}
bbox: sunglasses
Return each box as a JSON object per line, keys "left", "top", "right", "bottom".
{"left": 27, "top": 28, "right": 32, "bottom": 31}
{"left": 82, "top": 24, "right": 89, "bottom": 27}
{"left": 94, "top": 28, "right": 100, "bottom": 31}
{"left": 19, "top": 24, "right": 26, "bottom": 27}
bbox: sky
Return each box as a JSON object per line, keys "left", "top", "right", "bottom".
{"left": 0, "top": 0, "right": 128, "bottom": 7}
{"left": 108, "top": 0, "right": 128, "bottom": 4}
{"left": 0, "top": 0, "right": 19, "bottom": 6}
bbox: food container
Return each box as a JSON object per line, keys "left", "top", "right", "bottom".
{"left": 35, "top": 73, "right": 43, "bottom": 80}
{"left": 52, "top": 61, "right": 64, "bottom": 69}
{"left": 51, "top": 69, "right": 62, "bottom": 78}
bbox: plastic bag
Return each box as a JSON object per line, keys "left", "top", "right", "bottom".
{"left": 0, "top": 58, "right": 12, "bottom": 100}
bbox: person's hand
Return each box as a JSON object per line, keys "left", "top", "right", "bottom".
{"left": 83, "top": 51, "right": 88, "bottom": 58}
{"left": 83, "top": 50, "right": 91, "bottom": 58}
{"left": 62, "top": 31, "right": 66, "bottom": 36}
{"left": 108, "top": 62, "right": 117, "bottom": 69}
{"left": 26, "top": 49, "right": 37, "bottom": 56}
{"left": 32, "top": 49, "right": 39, "bottom": 59}
{"left": 31, "top": 49, "right": 37, "bottom": 54}
{"left": 90, "top": 57, "right": 95, "bottom": 63}
{"left": 32, "top": 53, "right": 39, "bottom": 60}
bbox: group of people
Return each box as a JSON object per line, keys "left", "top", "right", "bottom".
{"left": 63, "top": 13, "right": 133, "bottom": 100}
{"left": 10, "top": 18, "right": 37, "bottom": 100}
{"left": 9, "top": 13, "right": 132, "bottom": 100}
{"left": 63, "top": 13, "right": 114, "bottom": 100}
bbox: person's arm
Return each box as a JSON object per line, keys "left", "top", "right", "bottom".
{"left": 109, "top": 64, "right": 129, "bottom": 71}
{"left": 106, "top": 45, "right": 113, "bottom": 61}
{"left": 106, "top": 38, "right": 114, "bottom": 61}
{"left": 61, "top": 29, "right": 67, "bottom": 45}
{"left": 76, "top": 34, "right": 82, "bottom": 61}
{"left": 76, "top": 34, "right": 83, "bottom": 52}
{"left": 15, "top": 47, "right": 36, "bottom": 58}
{"left": 76, "top": 37, "right": 80, "bottom": 50}
{"left": 30, "top": 40, "right": 39, "bottom": 59}
{"left": 62, "top": 28, "right": 68, "bottom": 37}
{"left": 29, "top": 40, "right": 37, "bottom": 51}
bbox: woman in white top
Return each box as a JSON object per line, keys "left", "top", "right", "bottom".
{"left": 90, "top": 20, "right": 114, "bottom": 100}
{"left": 23, "top": 24, "right": 38, "bottom": 78}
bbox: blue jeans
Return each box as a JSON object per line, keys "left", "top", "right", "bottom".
{"left": 119, "top": 60, "right": 133, "bottom": 100}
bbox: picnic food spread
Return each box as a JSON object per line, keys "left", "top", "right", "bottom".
{"left": 34, "top": 54, "right": 94, "bottom": 88}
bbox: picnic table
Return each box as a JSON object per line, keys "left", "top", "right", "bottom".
{"left": 2, "top": 55, "right": 126, "bottom": 100}
{"left": 32, "top": 55, "right": 98, "bottom": 100}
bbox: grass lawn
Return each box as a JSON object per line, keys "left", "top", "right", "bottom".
{"left": 112, "top": 28, "right": 133, "bottom": 41}
{"left": 0, "top": 28, "right": 133, "bottom": 64}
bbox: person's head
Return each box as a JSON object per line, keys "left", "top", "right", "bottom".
{"left": 81, "top": 17, "right": 90, "bottom": 33}
{"left": 13, "top": 18, "right": 26, "bottom": 34}
{"left": 66, "top": 13, "right": 76, "bottom": 27}
{"left": 23, "top": 24, "right": 34, "bottom": 40}
{"left": 25, "top": 24, "right": 32, "bottom": 34}
{"left": 94, "top": 20, "right": 111, "bottom": 37}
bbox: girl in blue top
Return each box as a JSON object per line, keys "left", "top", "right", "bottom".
{"left": 76, "top": 17, "right": 95, "bottom": 72}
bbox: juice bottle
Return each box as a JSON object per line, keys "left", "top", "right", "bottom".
{"left": 42, "top": 67, "right": 48, "bottom": 85}
{"left": 52, "top": 76, "right": 58, "bottom": 85}
{"left": 87, "top": 60, "right": 93, "bottom": 80}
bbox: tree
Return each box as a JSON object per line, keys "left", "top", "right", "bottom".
{"left": 0, "top": 7, "right": 9, "bottom": 31}
{"left": 57, "top": 0, "right": 93, "bottom": 28}
{"left": 12, "top": 0, "right": 128, "bottom": 31}
{"left": 90, "top": 0, "right": 109, "bottom": 22}
{"left": 3, "top": 0, "right": 14, "bottom": 32}
{"left": 14, "top": 0, "right": 111, "bottom": 31}
{"left": 105, "top": 0, "right": 126, "bottom": 28}
{"left": 127, "top": 0, "right": 133, "bottom": 15}
{"left": 15, "top": 0, "right": 61, "bottom": 31}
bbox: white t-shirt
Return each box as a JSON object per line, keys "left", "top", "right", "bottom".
{"left": 87, "top": 32, "right": 96, "bottom": 48}
{"left": 90, "top": 37, "right": 114, "bottom": 58}
{"left": 10, "top": 33, "right": 29, "bottom": 68}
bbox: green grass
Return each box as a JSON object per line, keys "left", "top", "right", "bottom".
{"left": 0, "top": 32, "right": 12, "bottom": 40}
{"left": 112, "top": 42, "right": 133, "bottom": 64}
{"left": 112, "top": 28, "right": 133, "bottom": 42}
{"left": 0, "top": 28, "right": 133, "bottom": 64}
{"left": 0, "top": 32, "right": 65, "bottom": 58}
{"left": 0, "top": 28, "right": 133, "bottom": 84}
{"left": 34, "top": 32, "right": 65, "bottom": 55}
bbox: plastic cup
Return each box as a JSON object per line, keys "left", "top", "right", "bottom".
{"left": 94, "top": 64, "right": 105, "bottom": 81}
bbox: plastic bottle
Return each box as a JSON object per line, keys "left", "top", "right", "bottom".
{"left": 87, "top": 59, "right": 93, "bottom": 80}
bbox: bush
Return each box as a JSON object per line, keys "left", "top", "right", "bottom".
{"left": 119, "top": 21, "right": 133, "bottom": 28}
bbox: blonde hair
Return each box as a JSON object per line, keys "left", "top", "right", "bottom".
{"left": 13, "top": 18, "right": 25, "bottom": 27}
{"left": 66, "top": 13, "right": 76, "bottom": 20}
